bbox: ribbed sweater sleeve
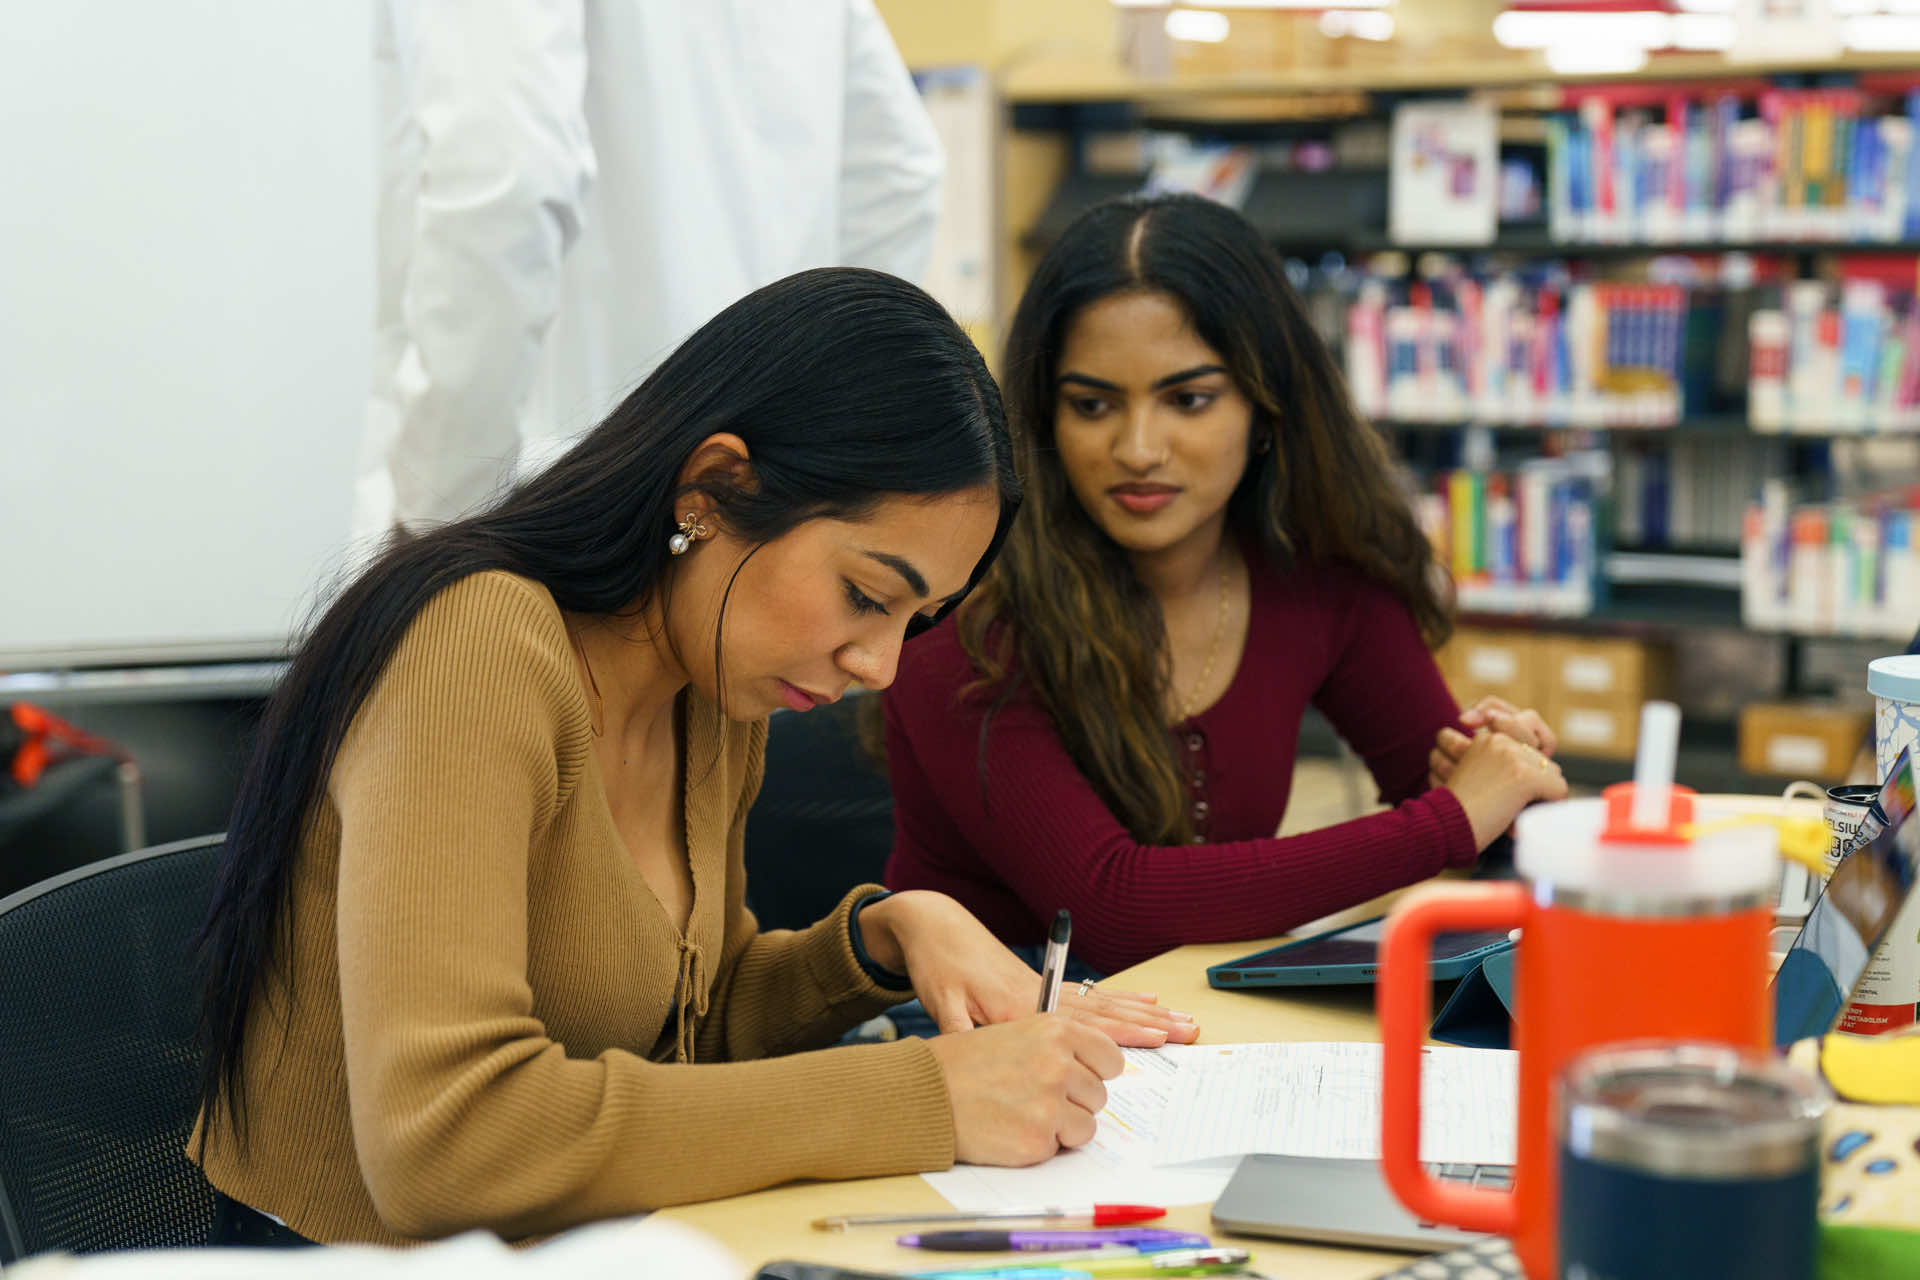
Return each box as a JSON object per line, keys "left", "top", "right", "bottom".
{"left": 329, "top": 573, "right": 952, "bottom": 1240}
{"left": 700, "top": 879, "right": 916, "bottom": 1061}
{"left": 1311, "top": 569, "right": 1470, "bottom": 809}
{"left": 883, "top": 574, "right": 1476, "bottom": 976}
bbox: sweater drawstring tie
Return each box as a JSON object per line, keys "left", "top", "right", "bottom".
{"left": 673, "top": 939, "right": 710, "bottom": 1063}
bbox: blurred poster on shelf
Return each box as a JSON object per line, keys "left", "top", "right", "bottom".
{"left": 1143, "top": 137, "right": 1257, "bottom": 209}
{"left": 1390, "top": 99, "right": 1498, "bottom": 246}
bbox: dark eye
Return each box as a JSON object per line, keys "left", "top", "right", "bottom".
{"left": 844, "top": 580, "right": 888, "bottom": 618}
{"left": 1173, "top": 389, "right": 1217, "bottom": 412}
{"left": 1065, "top": 396, "right": 1108, "bottom": 419}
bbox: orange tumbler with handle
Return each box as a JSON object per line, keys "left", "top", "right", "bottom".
{"left": 1378, "top": 774, "right": 1778, "bottom": 1280}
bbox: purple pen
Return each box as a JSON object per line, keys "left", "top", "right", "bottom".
{"left": 896, "top": 1228, "right": 1210, "bottom": 1253}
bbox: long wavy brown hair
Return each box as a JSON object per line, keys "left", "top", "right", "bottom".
{"left": 957, "top": 193, "right": 1449, "bottom": 845}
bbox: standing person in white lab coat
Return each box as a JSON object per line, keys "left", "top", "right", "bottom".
{"left": 353, "top": 0, "right": 944, "bottom": 541}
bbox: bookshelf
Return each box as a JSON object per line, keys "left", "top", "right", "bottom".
{"left": 1025, "top": 172, "right": 1920, "bottom": 262}
{"left": 1377, "top": 414, "right": 1920, "bottom": 437}
{"left": 1000, "top": 52, "right": 1920, "bottom": 779}
{"left": 1350, "top": 233, "right": 1920, "bottom": 259}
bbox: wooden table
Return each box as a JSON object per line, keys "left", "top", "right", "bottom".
{"left": 659, "top": 896, "right": 1412, "bottom": 1280}
{"left": 660, "top": 793, "right": 1814, "bottom": 1277}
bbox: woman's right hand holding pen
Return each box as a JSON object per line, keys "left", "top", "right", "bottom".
{"left": 926, "top": 1014, "right": 1123, "bottom": 1166}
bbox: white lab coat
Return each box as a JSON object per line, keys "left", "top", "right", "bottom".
{"left": 354, "top": 0, "right": 943, "bottom": 539}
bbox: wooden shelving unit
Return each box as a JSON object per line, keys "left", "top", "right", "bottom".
{"left": 1001, "top": 49, "right": 1920, "bottom": 105}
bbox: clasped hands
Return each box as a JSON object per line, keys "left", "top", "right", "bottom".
{"left": 1428, "top": 694, "right": 1569, "bottom": 850}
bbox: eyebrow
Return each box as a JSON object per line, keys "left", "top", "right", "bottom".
{"left": 1058, "top": 364, "right": 1228, "bottom": 393}
{"left": 861, "top": 550, "right": 933, "bottom": 600}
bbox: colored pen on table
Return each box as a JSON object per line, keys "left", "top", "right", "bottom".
{"left": 899, "top": 1228, "right": 1208, "bottom": 1253}
{"left": 811, "top": 1204, "right": 1167, "bottom": 1231}
{"left": 1037, "top": 908, "right": 1071, "bottom": 1013}
{"left": 909, "top": 1247, "right": 1254, "bottom": 1279}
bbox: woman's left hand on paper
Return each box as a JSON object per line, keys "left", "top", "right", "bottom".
{"left": 857, "top": 890, "right": 1200, "bottom": 1045}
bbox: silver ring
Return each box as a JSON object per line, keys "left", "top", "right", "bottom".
{"left": 1077, "top": 978, "right": 1096, "bottom": 998}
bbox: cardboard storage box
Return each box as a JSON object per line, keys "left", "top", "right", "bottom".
{"left": 1540, "top": 636, "right": 1674, "bottom": 761}
{"left": 1738, "top": 703, "right": 1872, "bottom": 782}
{"left": 1438, "top": 627, "right": 1542, "bottom": 713}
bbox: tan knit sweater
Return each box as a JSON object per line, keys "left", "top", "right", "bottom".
{"left": 191, "top": 571, "right": 955, "bottom": 1244}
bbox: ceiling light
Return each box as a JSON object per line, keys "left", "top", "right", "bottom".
{"left": 1117, "top": 0, "right": 1391, "bottom": 8}
{"left": 1494, "top": 10, "right": 1673, "bottom": 50}
{"left": 1319, "top": 8, "right": 1397, "bottom": 39}
{"left": 1165, "top": 8, "right": 1232, "bottom": 42}
{"left": 1844, "top": 14, "right": 1920, "bottom": 48}
{"left": 1671, "top": 13, "right": 1736, "bottom": 48}
{"left": 1544, "top": 43, "right": 1652, "bottom": 74}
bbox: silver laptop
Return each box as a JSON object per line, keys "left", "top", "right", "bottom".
{"left": 1212, "top": 794, "right": 1920, "bottom": 1253}
{"left": 1212, "top": 1156, "right": 1501, "bottom": 1251}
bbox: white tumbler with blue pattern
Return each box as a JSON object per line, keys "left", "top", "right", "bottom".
{"left": 1872, "top": 655, "right": 1920, "bottom": 783}
{"left": 1866, "top": 656, "right": 1920, "bottom": 1031}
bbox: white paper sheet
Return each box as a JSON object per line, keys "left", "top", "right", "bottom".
{"left": 1151, "top": 1042, "right": 1518, "bottom": 1167}
{"left": 921, "top": 1046, "right": 1240, "bottom": 1211}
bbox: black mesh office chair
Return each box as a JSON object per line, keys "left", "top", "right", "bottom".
{"left": 744, "top": 694, "right": 896, "bottom": 932}
{"left": 0, "top": 835, "right": 222, "bottom": 1260}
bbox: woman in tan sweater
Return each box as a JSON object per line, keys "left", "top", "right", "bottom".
{"left": 189, "top": 270, "right": 1197, "bottom": 1246}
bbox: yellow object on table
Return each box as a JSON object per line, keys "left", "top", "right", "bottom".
{"left": 1787, "top": 1026, "right": 1920, "bottom": 1230}
{"left": 1684, "top": 811, "right": 1831, "bottom": 877}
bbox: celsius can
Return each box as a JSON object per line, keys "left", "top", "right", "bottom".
{"left": 1826, "top": 780, "right": 1920, "bottom": 1033}
{"left": 1557, "top": 1043, "right": 1828, "bottom": 1280}
{"left": 1825, "top": 783, "right": 1879, "bottom": 872}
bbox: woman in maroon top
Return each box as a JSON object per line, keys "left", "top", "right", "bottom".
{"left": 882, "top": 195, "right": 1568, "bottom": 976}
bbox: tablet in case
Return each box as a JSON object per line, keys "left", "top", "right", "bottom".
{"left": 1207, "top": 915, "right": 1514, "bottom": 989}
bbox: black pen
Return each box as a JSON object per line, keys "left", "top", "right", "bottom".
{"left": 1037, "top": 908, "right": 1071, "bottom": 1013}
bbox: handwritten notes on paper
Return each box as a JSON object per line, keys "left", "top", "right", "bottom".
{"left": 1153, "top": 1042, "right": 1518, "bottom": 1167}
{"left": 921, "top": 1042, "right": 1518, "bottom": 1211}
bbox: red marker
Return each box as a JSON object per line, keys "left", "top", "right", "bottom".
{"left": 811, "top": 1204, "right": 1167, "bottom": 1231}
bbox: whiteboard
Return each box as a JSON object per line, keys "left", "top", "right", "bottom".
{"left": 0, "top": 3, "right": 371, "bottom": 669}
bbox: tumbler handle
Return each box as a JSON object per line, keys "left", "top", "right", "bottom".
{"left": 1378, "top": 882, "right": 1529, "bottom": 1237}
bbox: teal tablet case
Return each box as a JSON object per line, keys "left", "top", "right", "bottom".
{"left": 1428, "top": 945, "right": 1517, "bottom": 1050}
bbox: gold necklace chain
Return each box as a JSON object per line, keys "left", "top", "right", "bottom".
{"left": 1174, "top": 554, "right": 1232, "bottom": 724}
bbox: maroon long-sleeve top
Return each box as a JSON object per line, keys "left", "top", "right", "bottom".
{"left": 881, "top": 557, "right": 1478, "bottom": 975}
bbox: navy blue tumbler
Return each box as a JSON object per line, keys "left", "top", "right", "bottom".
{"left": 1557, "top": 1043, "right": 1829, "bottom": 1280}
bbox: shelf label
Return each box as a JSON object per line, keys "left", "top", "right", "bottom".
{"left": 1563, "top": 708, "right": 1620, "bottom": 747}
{"left": 1561, "top": 655, "right": 1619, "bottom": 694}
{"left": 1764, "top": 734, "right": 1831, "bottom": 776}
{"left": 1465, "top": 647, "right": 1520, "bottom": 684}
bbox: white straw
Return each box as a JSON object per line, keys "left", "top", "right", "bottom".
{"left": 1632, "top": 701, "right": 1681, "bottom": 830}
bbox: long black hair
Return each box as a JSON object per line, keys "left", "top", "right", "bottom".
{"left": 194, "top": 268, "right": 1018, "bottom": 1136}
{"left": 958, "top": 194, "right": 1445, "bottom": 844}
